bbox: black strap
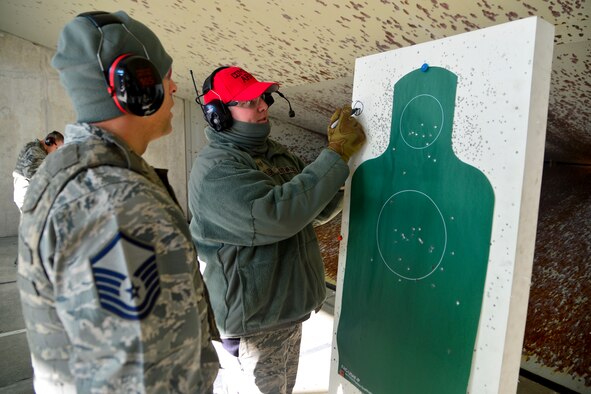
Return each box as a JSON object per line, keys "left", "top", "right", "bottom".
{"left": 202, "top": 66, "right": 229, "bottom": 94}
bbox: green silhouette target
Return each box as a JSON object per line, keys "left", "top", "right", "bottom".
{"left": 337, "top": 67, "right": 495, "bottom": 394}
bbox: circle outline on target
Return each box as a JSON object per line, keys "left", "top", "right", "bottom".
{"left": 376, "top": 189, "right": 447, "bottom": 280}
{"left": 399, "top": 94, "right": 444, "bottom": 149}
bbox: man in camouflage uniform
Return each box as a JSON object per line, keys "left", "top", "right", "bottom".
{"left": 17, "top": 11, "right": 218, "bottom": 393}
{"left": 12, "top": 130, "right": 64, "bottom": 211}
{"left": 189, "top": 66, "right": 365, "bottom": 393}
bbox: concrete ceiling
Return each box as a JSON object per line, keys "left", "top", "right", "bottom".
{"left": 1, "top": 0, "right": 589, "bottom": 164}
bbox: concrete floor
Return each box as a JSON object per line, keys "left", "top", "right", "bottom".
{"left": 0, "top": 236, "right": 32, "bottom": 394}
{"left": 0, "top": 236, "right": 559, "bottom": 393}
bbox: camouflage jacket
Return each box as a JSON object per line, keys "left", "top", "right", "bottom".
{"left": 13, "top": 140, "right": 47, "bottom": 210}
{"left": 17, "top": 123, "right": 218, "bottom": 393}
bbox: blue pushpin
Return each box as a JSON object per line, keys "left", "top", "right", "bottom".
{"left": 421, "top": 63, "right": 429, "bottom": 72}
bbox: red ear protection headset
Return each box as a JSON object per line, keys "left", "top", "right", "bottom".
{"left": 77, "top": 11, "right": 164, "bottom": 117}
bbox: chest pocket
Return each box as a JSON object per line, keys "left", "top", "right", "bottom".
{"left": 253, "top": 158, "right": 299, "bottom": 183}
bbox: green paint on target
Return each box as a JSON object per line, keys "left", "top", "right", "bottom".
{"left": 337, "top": 67, "right": 495, "bottom": 394}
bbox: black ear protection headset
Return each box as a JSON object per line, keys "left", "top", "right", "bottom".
{"left": 77, "top": 11, "right": 164, "bottom": 117}
{"left": 199, "top": 66, "right": 234, "bottom": 132}
{"left": 44, "top": 131, "right": 63, "bottom": 146}
{"left": 45, "top": 136, "right": 56, "bottom": 146}
{"left": 190, "top": 68, "right": 295, "bottom": 132}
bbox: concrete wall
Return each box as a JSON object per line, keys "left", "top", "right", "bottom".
{"left": 0, "top": 30, "right": 195, "bottom": 237}
{"left": 0, "top": 31, "right": 75, "bottom": 237}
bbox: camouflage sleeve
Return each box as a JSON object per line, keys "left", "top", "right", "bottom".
{"left": 15, "top": 142, "right": 47, "bottom": 179}
{"left": 40, "top": 167, "right": 217, "bottom": 392}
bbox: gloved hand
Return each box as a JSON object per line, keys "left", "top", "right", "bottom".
{"left": 327, "top": 105, "right": 366, "bottom": 162}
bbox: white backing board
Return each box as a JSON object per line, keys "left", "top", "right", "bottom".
{"left": 330, "top": 16, "right": 554, "bottom": 394}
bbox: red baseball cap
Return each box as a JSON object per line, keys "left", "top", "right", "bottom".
{"left": 203, "top": 66, "right": 279, "bottom": 105}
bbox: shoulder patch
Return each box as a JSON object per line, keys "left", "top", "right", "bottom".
{"left": 90, "top": 232, "right": 160, "bottom": 320}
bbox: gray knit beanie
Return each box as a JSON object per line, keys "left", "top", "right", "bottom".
{"left": 52, "top": 11, "right": 172, "bottom": 123}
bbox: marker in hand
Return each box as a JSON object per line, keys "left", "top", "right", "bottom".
{"left": 331, "top": 107, "right": 362, "bottom": 129}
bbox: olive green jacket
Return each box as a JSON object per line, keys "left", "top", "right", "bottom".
{"left": 189, "top": 122, "right": 349, "bottom": 337}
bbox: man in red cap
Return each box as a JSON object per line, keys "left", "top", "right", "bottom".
{"left": 188, "top": 66, "right": 365, "bottom": 393}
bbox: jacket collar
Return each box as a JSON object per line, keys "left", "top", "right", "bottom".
{"left": 205, "top": 120, "right": 271, "bottom": 154}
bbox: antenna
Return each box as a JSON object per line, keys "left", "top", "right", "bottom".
{"left": 189, "top": 69, "right": 204, "bottom": 107}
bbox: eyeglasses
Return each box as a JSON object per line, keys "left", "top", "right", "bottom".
{"left": 227, "top": 93, "right": 272, "bottom": 109}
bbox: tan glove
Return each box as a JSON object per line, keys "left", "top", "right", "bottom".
{"left": 327, "top": 105, "right": 366, "bottom": 162}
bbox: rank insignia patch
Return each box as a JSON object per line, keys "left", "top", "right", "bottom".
{"left": 90, "top": 232, "right": 161, "bottom": 320}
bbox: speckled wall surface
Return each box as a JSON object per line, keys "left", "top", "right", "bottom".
{"left": 0, "top": 0, "right": 588, "bottom": 165}
{"left": 522, "top": 164, "right": 591, "bottom": 391}
{"left": 269, "top": 118, "right": 327, "bottom": 164}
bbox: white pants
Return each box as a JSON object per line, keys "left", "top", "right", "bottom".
{"left": 13, "top": 171, "right": 29, "bottom": 212}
